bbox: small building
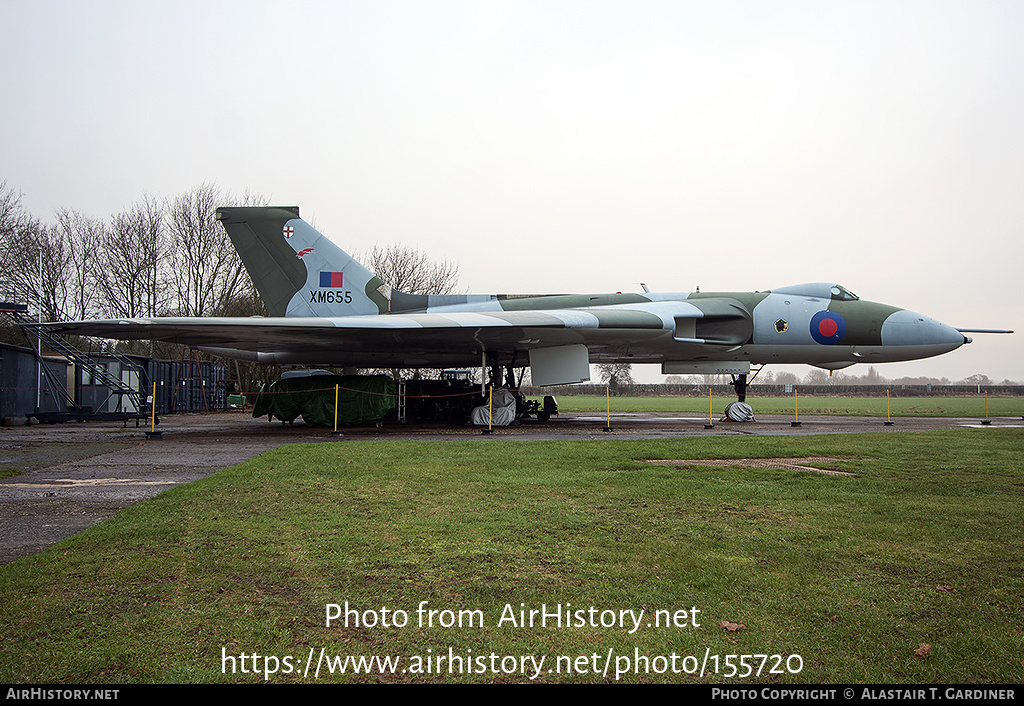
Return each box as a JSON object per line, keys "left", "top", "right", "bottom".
{"left": 0, "top": 340, "right": 228, "bottom": 421}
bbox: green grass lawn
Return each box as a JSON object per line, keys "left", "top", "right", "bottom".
{"left": 554, "top": 395, "right": 1024, "bottom": 418}
{"left": 2, "top": 430, "right": 1022, "bottom": 683}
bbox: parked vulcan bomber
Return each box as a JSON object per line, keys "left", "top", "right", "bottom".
{"left": 46, "top": 207, "right": 1010, "bottom": 407}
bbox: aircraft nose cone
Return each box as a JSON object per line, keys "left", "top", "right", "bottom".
{"left": 881, "top": 309, "right": 966, "bottom": 351}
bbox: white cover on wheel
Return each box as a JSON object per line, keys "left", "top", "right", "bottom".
{"left": 471, "top": 388, "right": 517, "bottom": 426}
{"left": 723, "top": 401, "right": 755, "bottom": 422}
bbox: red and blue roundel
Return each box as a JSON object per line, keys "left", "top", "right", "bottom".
{"left": 810, "top": 310, "right": 846, "bottom": 345}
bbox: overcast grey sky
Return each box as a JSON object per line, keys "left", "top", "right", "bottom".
{"left": 2, "top": 0, "right": 1021, "bottom": 382}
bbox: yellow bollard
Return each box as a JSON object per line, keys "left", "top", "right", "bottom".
{"left": 145, "top": 381, "right": 162, "bottom": 439}
{"left": 330, "top": 383, "right": 344, "bottom": 437}
{"left": 603, "top": 385, "right": 613, "bottom": 432}
{"left": 482, "top": 385, "right": 495, "bottom": 434}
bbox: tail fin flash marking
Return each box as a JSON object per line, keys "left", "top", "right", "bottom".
{"left": 321, "top": 272, "right": 344, "bottom": 288}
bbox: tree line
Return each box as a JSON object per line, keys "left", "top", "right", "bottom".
{"left": 666, "top": 367, "right": 1018, "bottom": 387}
{"left": 0, "top": 180, "right": 462, "bottom": 390}
{"left": 1, "top": 180, "right": 462, "bottom": 327}
{"left": 1, "top": 181, "right": 264, "bottom": 330}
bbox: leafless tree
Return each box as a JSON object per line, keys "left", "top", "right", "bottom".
{"left": 348, "top": 243, "right": 462, "bottom": 380}
{"left": 597, "top": 362, "right": 634, "bottom": 388}
{"left": 27, "top": 224, "right": 73, "bottom": 323}
{"left": 0, "top": 181, "right": 28, "bottom": 242}
{"left": 361, "top": 243, "right": 461, "bottom": 295}
{"left": 0, "top": 182, "right": 40, "bottom": 301}
{"left": 803, "top": 368, "right": 831, "bottom": 385}
{"left": 97, "top": 195, "right": 169, "bottom": 320}
{"left": 2, "top": 192, "right": 106, "bottom": 323}
{"left": 166, "top": 183, "right": 248, "bottom": 316}
{"left": 0, "top": 182, "right": 42, "bottom": 342}
{"left": 53, "top": 207, "right": 105, "bottom": 320}
{"left": 773, "top": 371, "right": 800, "bottom": 386}
{"left": 0, "top": 187, "right": 73, "bottom": 323}
{"left": 0, "top": 180, "right": 273, "bottom": 358}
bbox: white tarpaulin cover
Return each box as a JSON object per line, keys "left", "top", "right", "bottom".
{"left": 723, "top": 401, "right": 755, "bottom": 422}
{"left": 470, "top": 388, "right": 517, "bottom": 426}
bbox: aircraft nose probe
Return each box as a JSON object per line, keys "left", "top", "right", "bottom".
{"left": 955, "top": 328, "right": 1014, "bottom": 345}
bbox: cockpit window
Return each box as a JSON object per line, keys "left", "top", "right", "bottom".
{"left": 830, "top": 285, "right": 859, "bottom": 301}
{"left": 770, "top": 283, "right": 862, "bottom": 300}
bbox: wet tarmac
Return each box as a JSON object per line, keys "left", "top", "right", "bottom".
{"left": 1, "top": 410, "right": 1020, "bottom": 565}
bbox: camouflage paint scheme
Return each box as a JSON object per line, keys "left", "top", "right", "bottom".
{"left": 46, "top": 207, "right": 977, "bottom": 381}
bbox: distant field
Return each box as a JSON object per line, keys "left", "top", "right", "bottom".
{"left": 1, "top": 429, "right": 1021, "bottom": 683}
{"left": 552, "top": 395, "right": 1024, "bottom": 418}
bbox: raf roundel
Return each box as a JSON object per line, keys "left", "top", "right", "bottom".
{"left": 809, "top": 310, "right": 847, "bottom": 345}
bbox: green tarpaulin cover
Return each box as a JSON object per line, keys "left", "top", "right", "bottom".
{"left": 252, "top": 374, "right": 396, "bottom": 426}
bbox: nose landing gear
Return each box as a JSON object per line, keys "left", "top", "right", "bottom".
{"left": 722, "top": 371, "right": 755, "bottom": 422}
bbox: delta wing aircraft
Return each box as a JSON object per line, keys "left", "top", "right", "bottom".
{"left": 47, "top": 207, "right": 1008, "bottom": 404}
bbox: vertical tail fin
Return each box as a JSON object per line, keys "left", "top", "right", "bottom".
{"left": 216, "top": 207, "right": 389, "bottom": 317}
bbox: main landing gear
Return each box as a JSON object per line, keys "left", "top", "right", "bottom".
{"left": 481, "top": 353, "right": 557, "bottom": 423}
